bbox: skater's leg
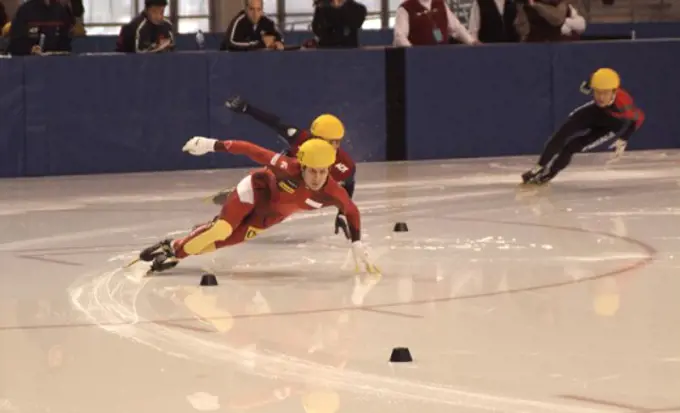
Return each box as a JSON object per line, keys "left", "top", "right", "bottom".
{"left": 539, "top": 128, "right": 616, "bottom": 183}
{"left": 537, "top": 102, "right": 600, "bottom": 167}
{"left": 523, "top": 102, "right": 602, "bottom": 183}
{"left": 174, "top": 175, "right": 259, "bottom": 258}
{"left": 212, "top": 212, "right": 283, "bottom": 249}
{"left": 538, "top": 140, "right": 582, "bottom": 183}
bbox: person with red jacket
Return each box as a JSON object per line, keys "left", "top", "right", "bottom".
{"left": 212, "top": 96, "right": 357, "bottom": 240}
{"left": 522, "top": 68, "right": 645, "bottom": 185}
{"left": 135, "top": 138, "right": 378, "bottom": 275}
{"left": 393, "top": 0, "right": 478, "bottom": 46}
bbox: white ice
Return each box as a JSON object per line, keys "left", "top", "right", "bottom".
{"left": 0, "top": 150, "right": 679, "bottom": 413}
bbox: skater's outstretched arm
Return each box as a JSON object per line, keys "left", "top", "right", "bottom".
{"left": 215, "top": 140, "right": 299, "bottom": 173}
{"left": 182, "top": 136, "right": 298, "bottom": 172}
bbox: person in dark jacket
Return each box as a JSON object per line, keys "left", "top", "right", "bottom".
{"left": 115, "top": 0, "right": 175, "bottom": 53}
{"left": 468, "top": 0, "right": 519, "bottom": 43}
{"left": 7, "top": 0, "right": 74, "bottom": 56}
{"left": 311, "top": 0, "right": 367, "bottom": 48}
{"left": 0, "top": 3, "right": 8, "bottom": 28}
{"left": 63, "top": 0, "right": 86, "bottom": 36}
{"left": 514, "top": 0, "right": 568, "bottom": 42}
{"left": 220, "top": 0, "right": 283, "bottom": 51}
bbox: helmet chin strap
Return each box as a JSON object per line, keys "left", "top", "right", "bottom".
{"left": 607, "top": 90, "right": 617, "bottom": 106}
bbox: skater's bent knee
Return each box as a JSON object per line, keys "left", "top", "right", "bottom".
{"left": 184, "top": 219, "right": 233, "bottom": 255}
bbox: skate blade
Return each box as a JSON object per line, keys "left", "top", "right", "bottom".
{"left": 202, "top": 193, "right": 219, "bottom": 204}
{"left": 123, "top": 257, "right": 141, "bottom": 268}
{"left": 203, "top": 186, "right": 234, "bottom": 204}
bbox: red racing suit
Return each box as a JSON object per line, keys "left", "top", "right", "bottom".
{"left": 173, "top": 141, "right": 362, "bottom": 258}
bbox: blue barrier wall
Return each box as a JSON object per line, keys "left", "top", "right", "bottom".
{"left": 23, "top": 53, "right": 211, "bottom": 175}
{"left": 405, "top": 44, "right": 554, "bottom": 160}
{"left": 552, "top": 41, "right": 680, "bottom": 151}
{"left": 0, "top": 59, "right": 24, "bottom": 178}
{"left": 405, "top": 40, "right": 680, "bottom": 160}
{"left": 1, "top": 49, "right": 386, "bottom": 176}
{"left": 206, "top": 49, "right": 386, "bottom": 168}
{"left": 1, "top": 40, "right": 680, "bottom": 178}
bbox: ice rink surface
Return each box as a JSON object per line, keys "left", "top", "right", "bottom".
{"left": 1, "top": 150, "right": 679, "bottom": 413}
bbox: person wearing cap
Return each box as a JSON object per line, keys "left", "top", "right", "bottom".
{"left": 115, "top": 0, "right": 174, "bottom": 53}
{"left": 134, "top": 138, "right": 378, "bottom": 276}
{"left": 521, "top": 67, "right": 645, "bottom": 185}
{"left": 7, "top": 0, "right": 74, "bottom": 56}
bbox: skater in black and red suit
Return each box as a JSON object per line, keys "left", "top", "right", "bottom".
{"left": 522, "top": 67, "right": 645, "bottom": 185}
{"left": 212, "top": 96, "right": 357, "bottom": 240}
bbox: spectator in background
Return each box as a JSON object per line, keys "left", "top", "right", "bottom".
{"left": 116, "top": 0, "right": 174, "bottom": 53}
{"left": 220, "top": 0, "right": 284, "bottom": 52}
{"left": 393, "top": 0, "right": 478, "bottom": 47}
{"left": 0, "top": 2, "right": 8, "bottom": 28}
{"left": 468, "top": 0, "right": 519, "bottom": 43}
{"left": 311, "top": 0, "right": 367, "bottom": 48}
{"left": 62, "top": 0, "right": 86, "bottom": 36}
{"left": 561, "top": 1, "right": 586, "bottom": 40}
{"left": 514, "top": 0, "right": 568, "bottom": 42}
{"left": 0, "top": 3, "right": 8, "bottom": 53}
{"left": 7, "top": 0, "right": 74, "bottom": 56}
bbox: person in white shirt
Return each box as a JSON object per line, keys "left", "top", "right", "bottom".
{"left": 393, "top": 0, "right": 478, "bottom": 47}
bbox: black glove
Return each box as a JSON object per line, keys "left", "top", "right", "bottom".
{"left": 225, "top": 95, "right": 248, "bottom": 113}
{"left": 334, "top": 213, "right": 350, "bottom": 240}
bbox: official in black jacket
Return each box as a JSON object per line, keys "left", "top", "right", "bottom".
{"left": 116, "top": 0, "right": 175, "bottom": 53}
{"left": 8, "top": 0, "right": 74, "bottom": 56}
{"left": 220, "top": 0, "right": 283, "bottom": 52}
{"left": 468, "top": 0, "right": 519, "bottom": 43}
{"left": 312, "top": 0, "right": 366, "bottom": 48}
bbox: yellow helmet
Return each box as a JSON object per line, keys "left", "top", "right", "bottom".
{"left": 590, "top": 68, "right": 620, "bottom": 90}
{"left": 310, "top": 114, "right": 345, "bottom": 141}
{"left": 297, "top": 139, "right": 337, "bottom": 169}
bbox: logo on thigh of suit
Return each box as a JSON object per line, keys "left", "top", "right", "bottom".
{"left": 582, "top": 132, "right": 616, "bottom": 152}
{"left": 245, "top": 226, "right": 263, "bottom": 240}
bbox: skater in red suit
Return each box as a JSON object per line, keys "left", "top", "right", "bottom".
{"left": 137, "top": 137, "right": 378, "bottom": 275}
{"left": 212, "top": 96, "right": 356, "bottom": 239}
{"left": 522, "top": 67, "right": 645, "bottom": 185}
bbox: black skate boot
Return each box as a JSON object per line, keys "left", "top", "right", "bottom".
{"left": 521, "top": 165, "right": 546, "bottom": 185}
{"left": 136, "top": 239, "right": 179, "bottom": 274}
{"left": 224, "top": 95, "right": 248, "bottom": 113}
{"left": 139, "top": 239, "right": 175, "bottom": 262}
{"left": 149, "top": 252, "right": 179, "bottom": 274}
